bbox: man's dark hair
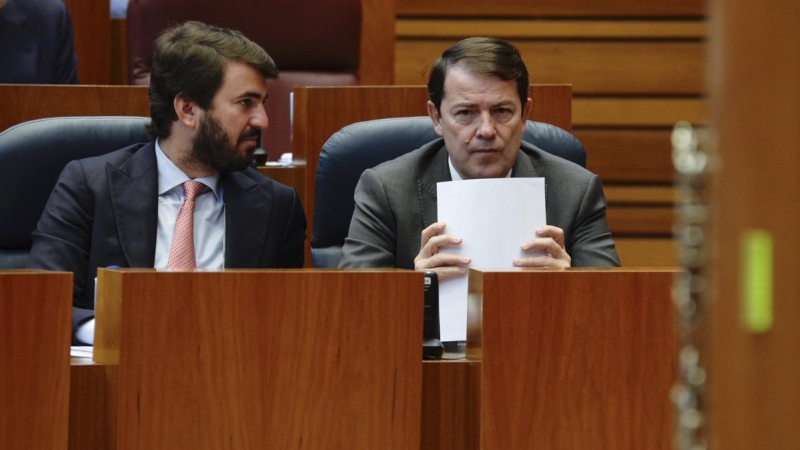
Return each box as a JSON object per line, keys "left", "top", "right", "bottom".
{"left": 427, "top": 37, "right": 529, "bottom": 116}
{"left": 146, "top": 21, "right": 278, "bottom": 139}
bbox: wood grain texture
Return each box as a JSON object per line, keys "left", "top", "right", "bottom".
{"left": 94, "top": 269, "right": 423, "bottom": 450}
{"left": 63, "top": 0, "right": 111, "bottom": 84}
{"left": 707, "top": 0, "right": 800, "bottom": 447}
{"left": 421, "top": 360, "right": 480, "bottom": 450}
{"left": 397, "top": 0, "right": 705, "bottom": 17}
{"left": 573, "top": 97, "right": 706, "bottom": 127}
{"left": 0, "top": 85, "right": 150, "bottom": 132}
{"left": 607, "top": 206, "right": 674, "bottom": 236}
{"left": 360, "top": 0, "right": 396, "bottom": 84}
{"left": 576, "top": 130, "right": 675, "bottom": 183}
{"left": 397, "top": 19, "right": 707, "bottom": 39}
{"left": 396, "top": 41, "right": 706, "bottom": 95}
{"left": 69, "top": 360, "right": 107, "bottom": 450}
{"left": 467, "top": 269, "right": 678, "bottom": 450}
{"left": 614, "top": 238, "right": 678, "bottom": 267}
{"left": 0, "top": 271, "right": 72, "bottom": 450}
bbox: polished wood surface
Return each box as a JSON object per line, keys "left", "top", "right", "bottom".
{"left": 69, "top": 360, "right": 107, "bottom": 450}
{"left": 0, "top": 271, "right": 72, "bottom": 450}
{"left": 64, "top": 0, "right": 111, "bottom": 84}
{"left": 360, "top": 0, "right": 396, "bottom": 84}
{"left": 420, "top": 360, "right": 480, "bottom": 450}
{"left": 93, "top": 269, "right": 423, "bottom": 450}
{"left": 396, "top": 41, "right": 705, "bottom": 95}
{"left": 707, "top": 0, "right": 800, "bottom": 447}
{"left": 467, "top": 268, "right": 678, "bottom": 450}
{"left": 397, "top": 0, "right": 704, "bottom": 17}
{"left": 397, "top": 19, "right": 707, "bottom": 40}
{"left": 0, "top": 85, "right": 150, "bottom": 132}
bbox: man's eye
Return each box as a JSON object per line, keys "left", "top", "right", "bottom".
{"left": 495, "top": 108, "right": 514, "bottom": 120}
{"left": 239, "top": 99, "right": 251, "bottom": 106}
{"left": 455, "top": 110, "right": 473, "bottom": 117}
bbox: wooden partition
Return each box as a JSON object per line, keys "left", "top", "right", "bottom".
{"left": 707, "top": 0, "right": 800, "bottom": 447}
{"left": 91, "top": 269, "right": 423, "bottom": 450}
{"left": 0, "top": 271, "right": 72, "bottom": 450}
{"left": 63, "top": 0, "right": 111, "bottom": 84}
{"left": 0, "top": 84, "right": 149, "bottom": 132}
{"left": 465, "top": 268, "right": 678, "bottom": 450}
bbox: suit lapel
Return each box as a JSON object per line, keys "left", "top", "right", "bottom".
{"left": 416, "top": 142, "right": 451, "bottom": 226}
{"left": 107, "top": 142, "right": 159, "bottom": 267}
{"left": 223, "top": 171, "right": 271, "bottom": 267}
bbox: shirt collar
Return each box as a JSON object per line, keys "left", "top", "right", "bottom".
{"left": 155, "top": 139, "right": 222, "bottom": 201}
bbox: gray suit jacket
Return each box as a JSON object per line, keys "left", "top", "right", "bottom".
{"left": 27, "top": 141, "right": 306, "bottom": 332}
{"left": 339, "top": 139, "right": 620, "bottom": 269}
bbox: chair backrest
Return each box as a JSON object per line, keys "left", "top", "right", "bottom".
{"left": 0, "top": 116, "right": 150, "bottom": 268}
{"left": 125, "top": 0, "right": 362, "bottom": 159}
{"left": 311, "top": 116, "right": 588, "bottom": 268}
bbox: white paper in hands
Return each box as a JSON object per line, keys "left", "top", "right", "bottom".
{"left": 436, "top": 178, "right": 546, "bottom": 341}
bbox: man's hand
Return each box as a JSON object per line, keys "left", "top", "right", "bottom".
{"left": 414, "top": 222, "right": 471, "bottom": 281}
{"left": 514, "top": 225, "right": 572, "bottom": 268}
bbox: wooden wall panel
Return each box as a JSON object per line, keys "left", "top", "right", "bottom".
{"left": 575, "top": 130, "right": 675, "bottom": 183}
{"left": 397, "top": 0, "right": 705, "bottom": 17}
{"left": 64, "top": 0, "right": 111, "bottom": 84}
{"left": 396, "top": 40, "right": 706, "bottom": 95}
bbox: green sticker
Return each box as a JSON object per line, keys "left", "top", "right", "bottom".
{"left": 741, "top": 229, "right": 773, "bottom": 333}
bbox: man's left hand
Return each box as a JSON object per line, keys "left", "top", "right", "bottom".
{"left": 514, "top": 225, "right": 572, "bottom": 268}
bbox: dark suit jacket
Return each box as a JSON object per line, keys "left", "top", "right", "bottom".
{"left": 27, "top": 142, "right": 306, "bottom": 332}
{"left": 339, "top": 139, "right": 620, "bottom": 269}
{"left": 0, "top": 0, "right": 79, "bottom": 84}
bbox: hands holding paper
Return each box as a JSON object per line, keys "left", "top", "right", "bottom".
{"left": 414, "top": 222, "right": 572, "bottom": 280}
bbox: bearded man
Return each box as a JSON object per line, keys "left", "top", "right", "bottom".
{"left": 27, "top": 21, "right": 306, "bottom": 343}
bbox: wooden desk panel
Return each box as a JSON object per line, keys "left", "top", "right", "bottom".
{"left": 0, "top": 271, "right": 72, "bottom": 450}
{"left": 468, "top": 268, "right": 678, "bottom": 450}
{"left": 93, "top": 269, "right": 423, "bottom": 450}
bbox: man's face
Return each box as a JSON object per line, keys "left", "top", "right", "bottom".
{"left": 428, "top": 63, "right": 532, "bottom": 179}
{"left": 192, "top": 61, "right": 268, "bottom": 173}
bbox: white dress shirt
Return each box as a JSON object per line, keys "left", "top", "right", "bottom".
{"left": 154, "top": 140, "right": 225, "bottom": 269}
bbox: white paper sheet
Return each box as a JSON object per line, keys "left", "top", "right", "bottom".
{"left": 436, "top": 178, "right": 546, "bottom": 341}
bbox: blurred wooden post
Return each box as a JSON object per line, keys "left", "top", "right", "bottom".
{"left": 0, "top": 271, "right": 72, "bottom": 450}
{"left": 467, "top": 268, "right": 677, "bottom": 450}
{"left": 707, "top": 0, "right": 800, "bottom": 447}
{"left": 93, "top": 269, "right": 423, "bottom": 450}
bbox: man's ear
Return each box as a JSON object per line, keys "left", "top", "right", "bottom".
{"left": 427, "top": 101, "right": 444, "bottom": 137}
{"left": 174, "top": 95, "right": 199, "bottom": 129}
{"left": 522, "top": 97, "right": 533, "bottom": 121}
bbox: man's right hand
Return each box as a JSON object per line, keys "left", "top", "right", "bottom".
{"left": 414, "top": 222, "right": 471, "bottom": 281}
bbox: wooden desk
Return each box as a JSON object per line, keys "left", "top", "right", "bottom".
{"left": 0, "top": 271, "right": 72, "bottom": 450}
{"left": 67, "top": 269, "right": 677, "bottom": 450}
{"left": 467, "top": 268, "right": 678, "bottom": 450}
{"left": 90, "top": 269, "right": 422, "bottom": 450}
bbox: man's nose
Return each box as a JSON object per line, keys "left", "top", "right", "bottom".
{"left": 251, "top": 104, "right": 269, "bottom": 129}
{"left": 474, "top": 111, "right": 497, "bottom": 140}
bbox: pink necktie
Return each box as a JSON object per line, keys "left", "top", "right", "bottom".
{"left": 167, "top": 180, "right": 205, "bottom": 269}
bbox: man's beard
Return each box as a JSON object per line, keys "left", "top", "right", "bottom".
{"left": 191, "top": 112, "right": 258, "bottom": 174}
